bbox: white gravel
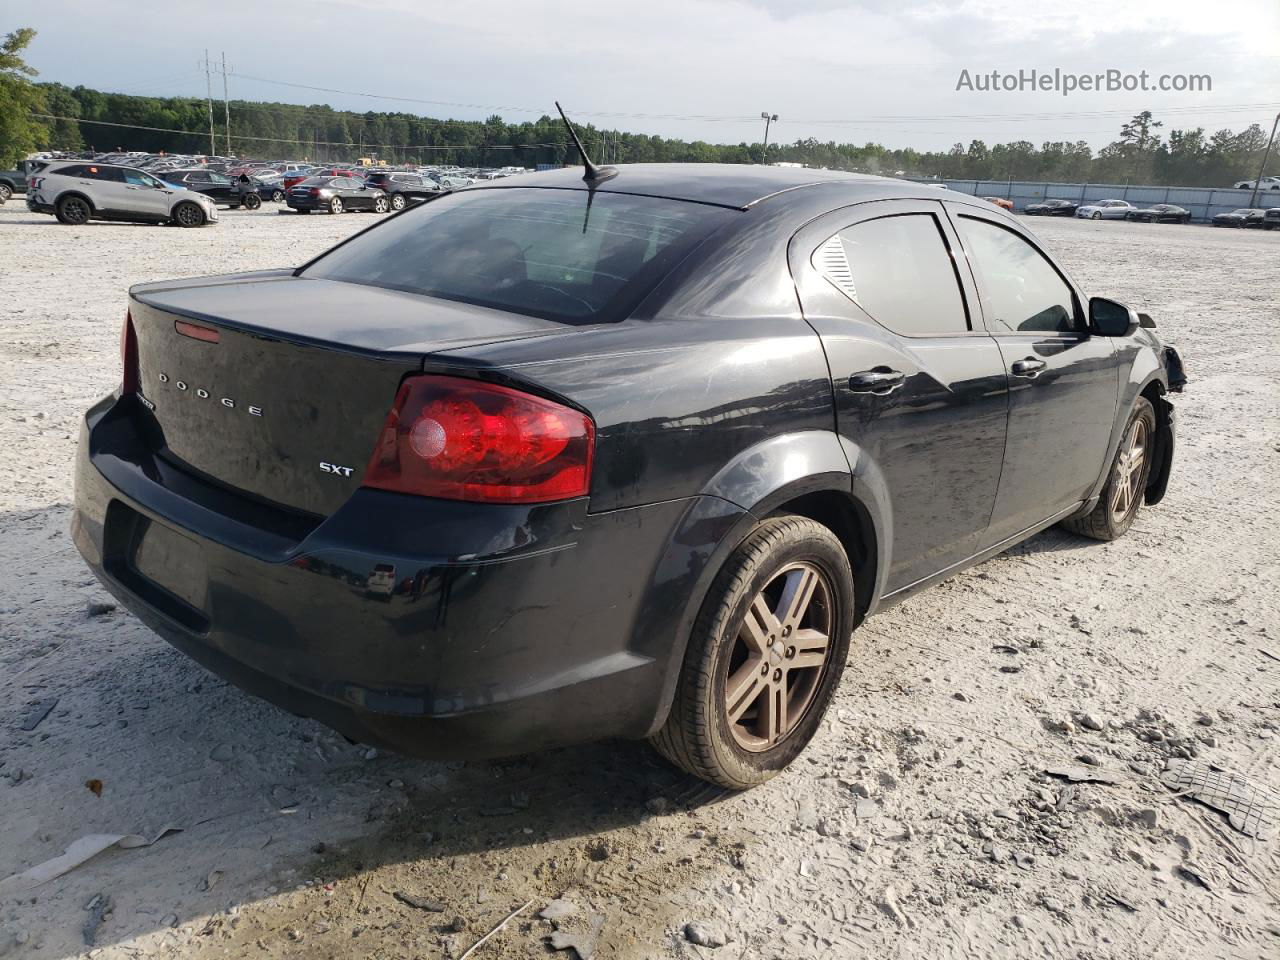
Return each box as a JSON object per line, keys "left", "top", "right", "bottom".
{"left": 0, "top": 201, "right": 1277, "bottom": 959}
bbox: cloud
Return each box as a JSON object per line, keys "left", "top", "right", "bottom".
{"left": 20, "top": 0, "right": 1280, "bottom": 151}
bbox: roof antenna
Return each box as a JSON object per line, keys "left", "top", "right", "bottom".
{"left": 555, "top": 101, "right": 618, "bottom": 185}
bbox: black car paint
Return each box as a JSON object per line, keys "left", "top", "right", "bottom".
{"left": 163, "top": 170, "right": 248, "bottom": 207}
{"left": 1024, "top": 199, "right": 1078, "bottom": 216}
{"left": 1127, "top": 205, "right": 1191, "bottom": 223}
{"left": 72, "top": 164, "right": 1180, "bottom": 759}
{"left": 286, "top": 176, "right": 386, "bottom": 212}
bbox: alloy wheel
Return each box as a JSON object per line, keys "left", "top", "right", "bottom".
{"left": 391, "top": 194, "right": 406, "bottom": 210}
{"left": 330, "top": 197, "right": 343, "bottom": 214}
{"left": 1110, "top": 417, "right": 1146, "bottom": 523}
{"left": 175, "top": 204, "right": 202, "bottom": 227}
{"left": 724, "top": 561, "right": 833, "bottom": 751}
{"left": 271, "top": 189, "right": 284, "bottom": 202}
{"left": 0, "top": 184, "right": 11, "bottom": 202}
{"left": 62, "top": 197, "right": 89, "bottom": 224}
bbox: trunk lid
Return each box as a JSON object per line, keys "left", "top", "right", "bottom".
{"left": 129, "top": 273, "right": 563, "bottom": 516}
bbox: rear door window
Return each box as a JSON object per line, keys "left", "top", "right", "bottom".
{"left": 813, "top": 213, "right": 969, "bottom": 336}
{"left": 303, "top": 187, "right": 734, "bottom": 324}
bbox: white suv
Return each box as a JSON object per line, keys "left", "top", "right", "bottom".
{"left": 26, "top": 162, "right": 219, "bottom": 227}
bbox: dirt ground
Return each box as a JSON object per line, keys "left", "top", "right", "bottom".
{"left": 0, "top": 199, "right": 1277, "bottom": 960}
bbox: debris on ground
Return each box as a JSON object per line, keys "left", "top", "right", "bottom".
{"left": 393, "top": 890, "right": 446, "bottom": 912}
{"left": 1160, "top": 759, "right": 1277, "bottom": 839}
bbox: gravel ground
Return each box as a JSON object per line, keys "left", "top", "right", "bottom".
{"left": 0, "top": 201, "right": 1277, "bottom": 960}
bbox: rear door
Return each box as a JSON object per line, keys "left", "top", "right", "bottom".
{"left": 790, "top": 199, "right": 1010, "bottom": 596}
{"left": 945, "top": 205, "right": 1119, "bottom": 545}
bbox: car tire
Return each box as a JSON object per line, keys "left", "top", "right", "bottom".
{"left": 172, "top": 201, "right": 206, "bottom": 228}
{"left": 1091, "top": 211, "right": 1102, "bottom": 220}
{"left": 374, "top": 196, "right": 390, "bottom": 213}
{"left": 242, "top": 192, "right": 262, "bottom": 210}
{"left": 1060, "top": 397, "right": 1156, "bottom": 542}
{"left": 271, "top": 189, "right": 285, "bottom": 203}
{"left": 329, "top": 197, "right": 343, "bottom": 215}
{"left": 650, "top": 515, "right": 855, "bottom": 789}
{"left": 0, "top": 183, "right": 11, "bottom": 203}
{"left": 390, "top": 193, "right": 406, "bottom": 211}
{"left": 55, "top": 194, "right": 92, "bottom": 225}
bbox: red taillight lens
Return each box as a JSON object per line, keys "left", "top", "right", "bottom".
{"left": 308, "top": 187, "right": 321, "bottom": 196}
{"left": 362, "top": 376, "right": 594, "bottom": 504}
{"left": 121, "top": 311, "right": 139, "bottom": 395}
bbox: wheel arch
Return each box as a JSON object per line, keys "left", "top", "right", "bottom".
{"left": 634, "top": 430, "right": 890, "bottom": 737}
{"left": 1139, "top": 377, "right": 1175, "bottom": 505}
{"left": 56, "top": 189, "right": 95, "bottom": 212}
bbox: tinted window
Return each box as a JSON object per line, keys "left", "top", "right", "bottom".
{"left": 304, "top": 188, "right": 733, "bottom": 325}
{"left": 814, "top": 213, "right": 968, "bottom": 336}
{"left": 120, "top": 168, "right": 163, "bottom": 188}
{"left": 54, "top": 164, "right": 88, "bottom": 177}
{"left": 955, "top": 216, "right": 1078, "bottom": 334}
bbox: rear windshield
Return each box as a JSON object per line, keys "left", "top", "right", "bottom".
{"left": 302, "top": 187, "right": 734, "bottom": 324}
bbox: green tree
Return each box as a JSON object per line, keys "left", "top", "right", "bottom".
{"left": 0, "top": 28, "right": 49, "bottom": 166}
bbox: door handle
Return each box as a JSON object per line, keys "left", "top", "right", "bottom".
{"left": 848, "top": 367, "right": 905, "bottom": 393}
{"left": 1011, "top": 357, "right": 1047, "bottom": 377}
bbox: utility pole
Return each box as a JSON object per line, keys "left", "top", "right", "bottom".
{"left": 760, "top": 112, "right": 778, "bottom": 165}
{"left": 1248, "top": 111, "right": 1280, "bottom": 209}
{"left": 200, "top": 51, "right": 215, "bottom": 158}
{"left": 221, "top": 52, "right": 231, "bottom": 157}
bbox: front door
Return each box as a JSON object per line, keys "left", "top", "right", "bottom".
{"left": 119, "top": 168, "right": 172, "bottom": 219}
{"left": 790, "top": 200, "right": 1010, "bottom": 596}
{"left": 945, "top": 206, "right": 1120, "bottom": 545}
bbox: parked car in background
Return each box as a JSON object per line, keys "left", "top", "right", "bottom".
{"left": 1076, "top": 200, "right": 1136, "bottom": 220}
{"left": 1126, "top": 204, "right": 1191, "bottom": 224}
{"left": 1233, "top": 176, "right": 1280, "bottom": 191}
{"left": 286, "top": 176, "right": 390, "bottom": 214}
{"left": 0, "top": 159, "right": 46, "bottom": 202}
{"left": 981, "top": 196, "right": 1014, "bottom": 211}
{"left": 1024, "top": 198, "right": 1078, "bottom": 217}
{"left": 1211, "top": 208, "right": 1267, "bottom": 228}
{"left": 73, "top": 165, "right": 1181, "bottom": 788}
{"left": 362, "top": 172, "right": 439, "bottom": 210}
{"left": 26, "top": 162, "right": 219, "bottom": 226}
{"left": 1264, "top": 208, "right": 1280, "bottom": 230}
{"left": 162, "top": 170, "right": 263, "bottom": 209}
{"left": 283, "top": 167, "right": 360, "bottom": 190}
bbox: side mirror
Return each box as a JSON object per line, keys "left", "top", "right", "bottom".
{"left": 1089, "top": 297, "right": 1139, "bottom": 337}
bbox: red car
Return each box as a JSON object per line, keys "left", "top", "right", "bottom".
{"left": 982, "top": 196, "right": 1014, "bottom": 212}
{"left": 283, "top": 167, "right": 361, "bottom": 190}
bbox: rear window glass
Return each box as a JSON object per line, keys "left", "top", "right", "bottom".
{"left": 303, "top": 188, "right": 734, "bottom": 324}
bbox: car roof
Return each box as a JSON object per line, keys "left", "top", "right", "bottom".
{"left": 467, "top": 163, "right": 907, "bottom": 211}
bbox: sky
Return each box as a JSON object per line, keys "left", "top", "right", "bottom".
{"left": 16, "top": 0, "right": 1280, "bottom": 152}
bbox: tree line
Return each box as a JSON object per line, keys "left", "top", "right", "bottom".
{"left": 3, "top": 30, "right": 1273, "bottom": 186}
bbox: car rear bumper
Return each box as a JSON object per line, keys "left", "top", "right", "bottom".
{"left": 72, "top": 394, "right": 706, "bottom": 759}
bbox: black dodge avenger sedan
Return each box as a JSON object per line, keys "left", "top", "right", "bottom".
{"left": 73, "top": 164, "right": 1183, "bottom": 788}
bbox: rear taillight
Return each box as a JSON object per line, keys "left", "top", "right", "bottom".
{"left": 362, "top": 375, "right": 594, "bottom": 504}
{"left": 308, "top": 187, "right": 321, "bottom": 196}
{"left": 121, "top": 311, "right": 139, "bottom": 395}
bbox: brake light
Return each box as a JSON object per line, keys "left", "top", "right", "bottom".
{"left": 308, "top": 187, "right": 321, "bottom": 196}
{"left": 121, "top": 311, "right": 139, "bottom": 395}
{"left": 362, "top": 376, "right": 594, "bottom": 503}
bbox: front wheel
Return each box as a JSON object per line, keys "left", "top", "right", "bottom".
{"left": 242, "top": 192, "right": 262, "bottom": 210}
{"left": 172, "top": 201, "right": 206, "bottom": 228}
{"left": 0, "top": 183, "right": 11, "bottom": 203}
{"left": 650, "top": 516, "right": 855, "bottom": 789}
{"left": 373, "top": 195, "right": 390, "bottom": 213}
{"left": 1060, "top": 397, "right": 1156, "bottom": 542}
{"left": 1091, "top": 211, "right": 1102, "bottom": 220}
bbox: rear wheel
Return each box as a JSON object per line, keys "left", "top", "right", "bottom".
{"left": 650, "top": 516, "right": 855, "bottom": 789}
{"left": 390, "top": 193, "right": 406, "bottom": 211}
{"left": 1061, "top": 397, "right": 1156, "bottom": 542}
{"left": 172, "top": 201, "right": 206, "bottom": 228}
{"left": 0, "top": 183, "right": 11, "bottom": 203}
{"left": 271, "top": 189, "right": 285, "bottom": 203}
{"left": 328, "top": 197, "right": 343, "bottom": 215}
{"left": 56, "top": 194, "right": 91, "bottom": 225}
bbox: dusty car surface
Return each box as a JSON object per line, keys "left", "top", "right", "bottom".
{"left": 72, "top": 164, "right": 1183, "bottom": 788}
